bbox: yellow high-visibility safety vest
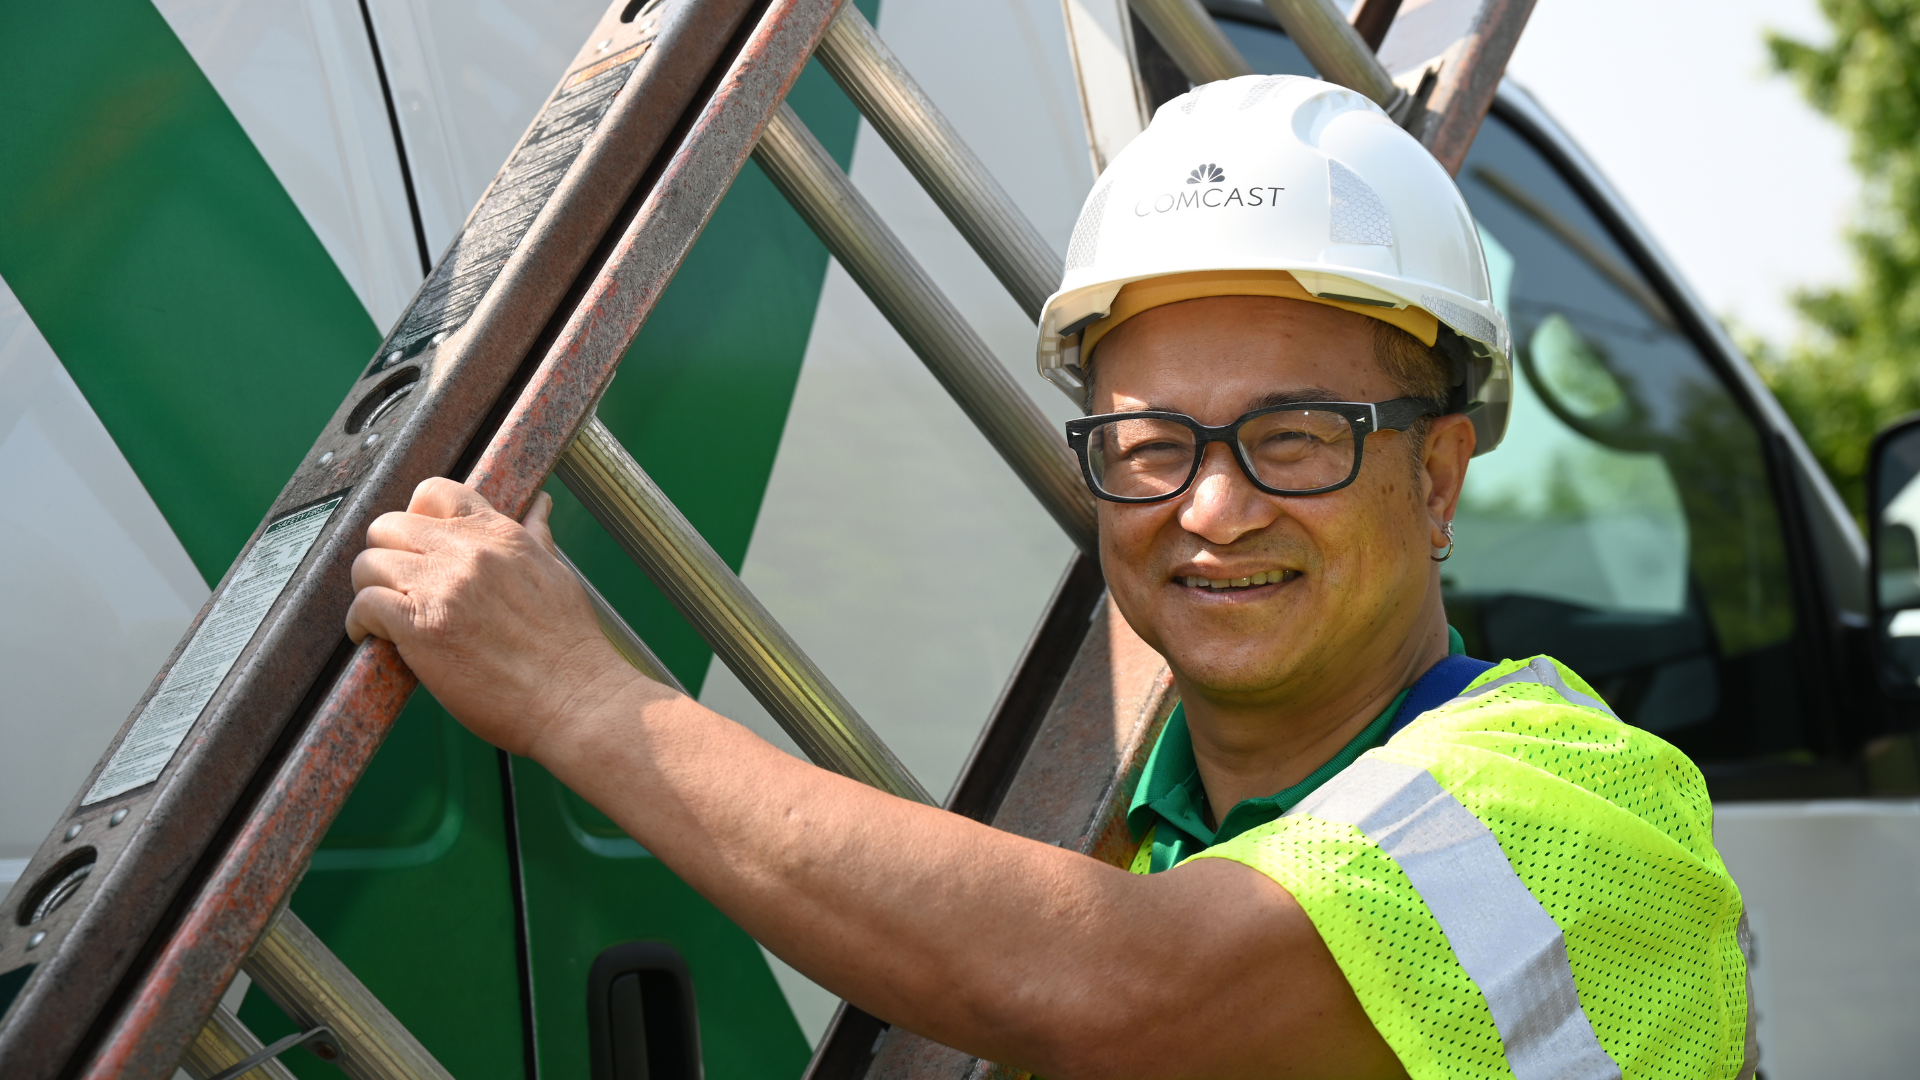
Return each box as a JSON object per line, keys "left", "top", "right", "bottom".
{"left": 1131, "top": 656, "right": 1758, "bottom": 1080}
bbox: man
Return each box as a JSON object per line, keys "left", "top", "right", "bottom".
{"left": 347, "top": 77, "right": 1752, "bottom": 1079}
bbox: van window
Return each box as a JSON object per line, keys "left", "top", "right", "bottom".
{"left": 1453, "top": 120, "right": 1800, "bottom": 760}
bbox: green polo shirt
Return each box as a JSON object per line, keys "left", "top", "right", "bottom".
{"left": 1125, "top": 627, "right": 1466, "bottom": 874}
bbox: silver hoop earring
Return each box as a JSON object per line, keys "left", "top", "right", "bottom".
{"left": 1431, "top": 520, "right": 1455, "bottom": 563}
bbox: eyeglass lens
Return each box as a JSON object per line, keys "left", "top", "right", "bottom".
{"left": 1084, "top": 410, "right": 1359, "bottom": 499}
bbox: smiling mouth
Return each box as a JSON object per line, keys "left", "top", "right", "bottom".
{"left": 1178, "top": 570, "right": 1301, "bottom": 591}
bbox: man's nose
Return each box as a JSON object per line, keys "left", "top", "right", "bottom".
{"left": 1178, "top": 443, "right": 1278, "bottom": 545}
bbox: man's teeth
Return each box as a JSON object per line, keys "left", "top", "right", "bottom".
{"left": 1182, "top": 571, "right": 1292, "bottom": 589}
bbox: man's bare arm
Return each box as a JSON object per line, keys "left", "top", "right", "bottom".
{"left": 346, "top": 478, "right": 1405, "bottom": 1080}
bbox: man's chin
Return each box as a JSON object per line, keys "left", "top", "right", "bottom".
{"left": 1164, "top": 647, "right": 1304, "bottom": 701}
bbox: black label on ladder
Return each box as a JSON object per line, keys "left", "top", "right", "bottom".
{"left": 368, "top": 43, "right": 650, "bottom": 377}
{"left": 83, "top": 494, "right": 346, "bottom": 804}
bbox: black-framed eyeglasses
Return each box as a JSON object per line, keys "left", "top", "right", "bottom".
{"left": 1064, "top": 397, "right": 1441, "bottom": 503}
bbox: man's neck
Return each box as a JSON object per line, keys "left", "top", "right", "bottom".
{"left": 1178, "top": 611, "right": 1450, "bottom": 824}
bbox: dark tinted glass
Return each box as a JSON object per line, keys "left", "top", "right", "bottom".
{"left": 1452, "top": 120, "right": 1800, "bottom": 761}
{"left": 1215, "top": 16, "right": 1316, "bottom": 77}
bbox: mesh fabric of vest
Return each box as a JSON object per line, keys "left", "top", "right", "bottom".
{"left": 1169, "top": 656, "right": 1749, "bottom": 1079}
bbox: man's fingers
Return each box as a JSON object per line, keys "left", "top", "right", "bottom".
{"left": 350, "top": 545, "right": 430, "bottom": 593}
{"left": 345, "top": 585, "right": 413, "bottom": 645}
{"left": 409, "top": 476, "right": 498, "bottom": 520}
{"left": 365, "top": 505, "right": 470, "bottom": 555}
{"left": 521, "top": 491, "right": 559, "bottom": 555}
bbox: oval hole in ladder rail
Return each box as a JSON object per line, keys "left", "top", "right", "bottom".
{"left": 17, "top": 848, "right": 96, "bottom": 927}
{"left": 620, "top": 0, "right": 665, "bottom": 23}
{"left": 346, "top": 366, "right": 422, "bottom": 435}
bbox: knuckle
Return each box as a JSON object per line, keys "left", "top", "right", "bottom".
{"left": 415, "top": 475, "right": 452, "bottom": 500}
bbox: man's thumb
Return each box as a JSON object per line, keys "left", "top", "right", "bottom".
{"left": 522, "top": 490, "right": 560, "bottom": 554}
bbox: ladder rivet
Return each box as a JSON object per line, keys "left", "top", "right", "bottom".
{"left": 63, "top": 824, "right": 81, "bottom": 841}
{"left": 26, "top": 931, "right": 45, "bottom": 950}
{"left": 364, "top": 433, "right": 381, "bottom": 448}
{"left": 598, "top": 38, "right": 612, "bottom": 51}
{"left": 386, "top": 351, "right": 401, "bottom": 364}
{"left": 319, "top": 451, "right": 334, "bottom": 466}
{"left": 431, "top": 331, "right": 450, "bottom": 345}
{"left": 109, "top": 809, "right": 129, "bottom": 827}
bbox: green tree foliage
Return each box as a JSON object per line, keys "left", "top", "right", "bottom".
{"left": 1756, "top": 0, "right": 1920, "bottom": 517}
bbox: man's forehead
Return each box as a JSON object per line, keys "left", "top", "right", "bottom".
{"left": 1090, "top": 296, "right": 1387, "bottom": 401}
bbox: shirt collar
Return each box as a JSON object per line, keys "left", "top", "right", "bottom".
{"left": 1127, "top": 626, "right": 1466, "bottom": 849}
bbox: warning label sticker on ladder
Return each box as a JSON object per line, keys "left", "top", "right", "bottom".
{"left": 83, "top": 495, "right": 345, "bottom": 805}
{"left": 365, "top": 44, "right": 648, "bottom": 374}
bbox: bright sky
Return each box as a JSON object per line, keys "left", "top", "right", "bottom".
{"left": 1504, "top": 0, "right": 1857, "bottom": 345}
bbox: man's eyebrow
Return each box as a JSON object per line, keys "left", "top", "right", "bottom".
{"left": 1129, "top": 388, "right": 1347, "bottom": 413}
{"left": 1254, "top": 388, "right": 1346, "bottom": 409}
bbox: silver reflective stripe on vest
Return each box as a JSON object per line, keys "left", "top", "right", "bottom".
{"left": 1445, "top": 657, "right": 1619, "bottom": 720}
{"left": 1736, "top": 911, "right": 1760, "bottom": 1080}
{"left": 1289, "top": 757, "right": 1622, "bottom": 1080}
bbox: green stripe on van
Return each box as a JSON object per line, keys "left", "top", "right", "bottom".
{"left": 0, "top": 0, "right": 379, "bottom": 586}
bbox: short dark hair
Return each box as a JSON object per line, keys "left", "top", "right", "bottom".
{"left": 1372, "top": 321, "right": 1456, "bottom": 467}
{"left": 1372, "top": 320, "right": 1454, "bottom": 402}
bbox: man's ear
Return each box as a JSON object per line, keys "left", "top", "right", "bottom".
{"left": 1421, "top": 413, "right": 1477, "bottom": 530}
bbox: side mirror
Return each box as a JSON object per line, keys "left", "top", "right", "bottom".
{"left": 1868, "top": 415, "right": 1920, "bottom": 697}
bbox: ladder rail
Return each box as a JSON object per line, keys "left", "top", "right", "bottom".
{"left": 0, "top": 1, "right": 756, "bottom": 1074}
{"left": 556, "top": 417, "right": 931, "bottom": 802}
{"left": 750, "top": 104, "right": 1100, "bottom": 554}
{"left": 1405, "top": 0, "right": 1538, "bottom": 175}
{"left": 789, "top": 553, "right": 1108, "bottom": 1080}
{"left": 70, "top": 2, "right": 856, "bottom": 1076}
{"left": 1349, "top": 0, "right": 1405, "bottom": 51}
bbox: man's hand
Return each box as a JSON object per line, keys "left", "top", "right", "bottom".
{"left": 345, "top": 477, "right": 642, "bottom": 756}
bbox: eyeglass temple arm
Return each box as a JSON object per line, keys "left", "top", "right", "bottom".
{"left": 1374, "top": 396, "right": 1450, "bottom": 430}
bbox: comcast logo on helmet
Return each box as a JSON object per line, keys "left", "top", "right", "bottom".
{"left": 1135, "top": 162, "right": 1282, "bottom": 216}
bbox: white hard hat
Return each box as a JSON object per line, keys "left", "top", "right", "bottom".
{"left": 1038, "top": 74, "right": 1512, "bottom": 454}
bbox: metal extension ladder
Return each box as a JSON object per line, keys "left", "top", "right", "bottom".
{"left": 0, "top": 0, "right": 1535, "bottom": 1077}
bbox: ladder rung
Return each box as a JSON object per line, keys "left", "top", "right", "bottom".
{"left": 179, "top": 1005, "right": 297, "bottom": 1080}
{"left": 1261, "top": 0, "right": 1412, "bottom": 120}
{"left": 1129, "top": 0, "right": 1254, "bottom": 84}
{"left": 751, "top": 104, "right": 1099, "bottom": 554}
{"left": 814, "top": 6, "right": 1062, "bottom": 322}
{"left": 558, "top": 549, "right": 690, "bottom": 693}
{"left": 557, "top": 416, "right": 932, "bottom": 803}
{"left": 238, "top": 909, "right": 453, "bottom": 1080}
